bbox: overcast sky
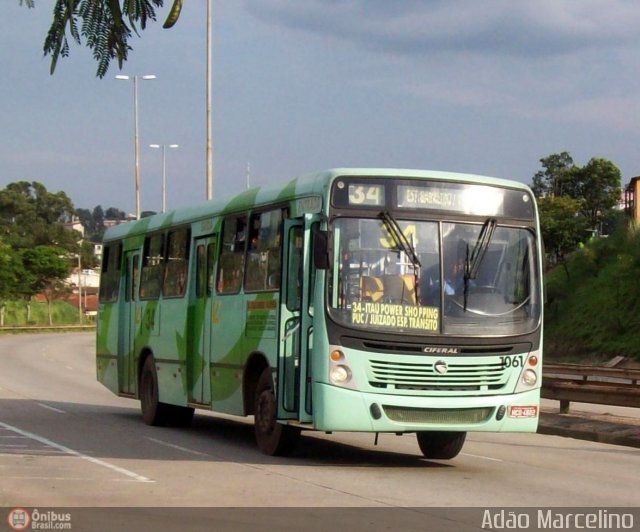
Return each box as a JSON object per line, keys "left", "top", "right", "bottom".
{"left": 2, "top": 1, "right": 639, "bottom": 215}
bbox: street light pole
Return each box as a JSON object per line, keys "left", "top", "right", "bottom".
{"left": 116, "top": 74, "right": 156, "bottom": 219}
{"left": 149, "top": 144, "right": 179, "bottom": 213}
{"left": 206, "top": 0, "right": 214, "bottom": 200}
{"left": 75, "top": 252, "right": 82, "bottom": 324}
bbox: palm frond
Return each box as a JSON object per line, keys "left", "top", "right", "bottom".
{"left": 42, "top": 0, "right": 165, "bottom": 78}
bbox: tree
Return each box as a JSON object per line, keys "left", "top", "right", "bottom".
{"left": 0, "top": 240, "right": 19, "bottom": 300}
{"left": 20, "top": 0, "right": 185, "bottom": 78}
{"left": 569, "top": 158, "right": 622, "bottom": 231}
{"left": 76, "top": 205, "right": 128, "bottom": 242}
{"left": 537, "top": 196, "right": 589, "bottom": 267}
{"left": 80, "top": 239, "right": 100, "bottom": 269}
{"left": 21, "top": 246, "right": 72, "bottom": 325}
{"left": 92, "top": 205, "right": 105, "bottom": 232}
{"left": 531, "top": 153, "right": 623, "bottom": 266}
{"left": 105, "top": 207, "right": 126, "bottom": 220}
{"left": 0, "top": 181, "right": 78, "bottom": 251}
{"left": 531, "top": 152, "right": 576, "bottom": 198}
{"left": 85, "top": 204, "right": 107, "bottom": 242}
{"left": 0, "top": 181, "right": 82, "bottom": 322}
{"left": 0, "top": 238, "right": 23, "bottom": 326}
{"left": 75, "top": 208, "right": 94, "bottom": 234}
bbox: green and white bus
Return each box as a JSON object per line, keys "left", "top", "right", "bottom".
{"left": 97, "top": 168, "right": 543, "bottom": 458}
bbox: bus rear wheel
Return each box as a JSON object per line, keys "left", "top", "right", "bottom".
{"left": 140, "top": 356, "right": 171, "bottom": 426}
{"left": 254, "top": 367, "right": 300, "bottom": 456}
{"left": 416, "top": 431, "right": 466, "bottom": 459}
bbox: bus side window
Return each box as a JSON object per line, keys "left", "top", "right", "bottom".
{"left": 140, "top": 233, "right": 165, "bottom": 300}
{"left": 196, "top": 239, "right": 218, "bottom": 298}
{"left": 207, "top": 241, "right": 217, "bottom": 296}
{"left": 163, "top": 227, "right": 190, "bottom": 298}
{"left": 286, "top": 226, "right": 304, "bottom": 311}
{"left": 217, "top": 215, "right": 246, "bottom": 294}
{"left": 245, "top": 208, "right": 284, "bottom": 292}
{"left": 196, "top": 244, "right": 206, "bottom": 298}
{"left": 99, "top": 242, "right": 122, "bottom": 303}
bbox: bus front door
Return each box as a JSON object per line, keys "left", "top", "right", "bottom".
{"left": 188, "top": 236, "right": 217, "bottom": 406}
{"left": 119, "top": 250, "right": 139, "bottom": 395}
{"left": 278, "top": 219, "right": 312, "bottom": 420}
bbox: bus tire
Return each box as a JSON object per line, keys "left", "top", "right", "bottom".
{"left": 254, "top": 367, "right": 300, "bottom": 456}
{"left": 416, "top": 431, "right": 466, "bottom": 459}
{"left": 140, "top": 356, "right": 170, "bottom": 426}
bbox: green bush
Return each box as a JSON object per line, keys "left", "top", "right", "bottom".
{"left": 544, "top": 223, "right": 640, "bottom": 361}
{"left": 1, "top": 300, "right": 80, "bottom": 326}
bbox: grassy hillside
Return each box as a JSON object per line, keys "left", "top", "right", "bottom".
{"left": 0, "top": 300, "right": 81, "bottom": 327}
{"left": 544, "top": 224, "right": 640, "bottom": 361}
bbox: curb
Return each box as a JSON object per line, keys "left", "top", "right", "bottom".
{"left": 0, "top": 325, "right": 95, "bottom": 334}
{"left": 538, "top": 412, "right": 640, "bottom": 449}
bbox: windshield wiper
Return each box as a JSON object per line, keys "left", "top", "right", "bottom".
{"left": 380, "top": 211, "right": 422, "bottom": 302}
{"left": 463, "top": 218, "right": 497, "bottom": 310}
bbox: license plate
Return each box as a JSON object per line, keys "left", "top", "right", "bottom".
{"left": 508, "top": 405, "right": 538, "bottom": 418}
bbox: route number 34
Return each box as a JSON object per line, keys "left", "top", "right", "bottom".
{"left": 348, "top": 185, "right": 384, "bottom": 206}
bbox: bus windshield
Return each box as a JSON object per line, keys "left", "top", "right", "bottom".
{"left": 328, "top": 217, "right": 540, "bottom": 336}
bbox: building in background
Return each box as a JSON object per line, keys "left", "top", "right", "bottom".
{"left": 625, "top": 177, "right": 640, "bottom": 221}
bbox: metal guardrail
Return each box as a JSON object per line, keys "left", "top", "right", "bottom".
{"left": 542, "top": 363, "right": 640, "bottom": 413}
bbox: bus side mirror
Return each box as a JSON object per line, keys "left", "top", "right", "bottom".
{"left": 313, "top": 228, "right": 329, "bottom": 270}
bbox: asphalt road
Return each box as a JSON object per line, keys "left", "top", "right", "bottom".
{"left": 0, "top": 333, "right": 638, "bottom": 529}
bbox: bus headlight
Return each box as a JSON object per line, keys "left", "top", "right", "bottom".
{"left": 521, "top": 369, "right": 537, "bottom": 386}
{"left": 330, "top": 365, "right": 352, "bottom": 384}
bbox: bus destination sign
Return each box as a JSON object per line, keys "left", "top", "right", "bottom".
{"left": 332, "top": 178, "right": 534, "bottom": 219}
{"left": 397, "top": 184, "right": 505, "bottom": 216}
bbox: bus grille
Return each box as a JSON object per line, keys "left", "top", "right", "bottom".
{"left": 383, "top": 406, "right": 494, "bottom": 424}
{"left": 368, "top": 359, "right": 509, "bottom": 392}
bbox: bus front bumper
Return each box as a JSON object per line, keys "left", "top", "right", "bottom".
{"left": 311, "top": 382, "right": 540, "bottom": 433}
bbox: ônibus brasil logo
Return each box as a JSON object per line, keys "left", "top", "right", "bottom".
{"left": 7, "top": 508, "right": 30, "bottom": 531}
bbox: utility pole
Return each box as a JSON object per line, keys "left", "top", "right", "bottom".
{"left": 206, "top": 0, "right": 214, "bottom": 200}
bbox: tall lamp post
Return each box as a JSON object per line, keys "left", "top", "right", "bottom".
{"left": 76, "top": 253, "right": 82, "bottom": 324}
{"left": 115, "top": 74, "right": 157, "bottom": 219}
{"left": 149, "top": 144, "right": 179, "bottom": 213}
{"left": 206, "top": 0, "right": 214, "bottom": 200}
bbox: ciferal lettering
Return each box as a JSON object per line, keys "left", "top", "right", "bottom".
{"left": 423, "top": 346, "right": 459, "bottom": 354}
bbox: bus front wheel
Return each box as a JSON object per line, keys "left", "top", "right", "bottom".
{"left": 140, "top": 356, "right": 171, "bottom": 426}
{"left": 254, "top": 367, "right": 300, "bottom": 456}
{"left": 416, "top": 431, "right": 466, "bottom": 459}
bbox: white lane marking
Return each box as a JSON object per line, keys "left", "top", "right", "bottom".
{"left": 37, "top": 403, "right": 67, "bottom": 414}
{"left": 1, "top": 476, "right": 126, "bottom": 481}
{"left": 462, "top": 452, "right": 503, "bottom": 462}
{"left": 0, "top": 421, "right": 154, "bottom": 483}
{"left": 145, "top": 437, "right": 209, "bottom": 457}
